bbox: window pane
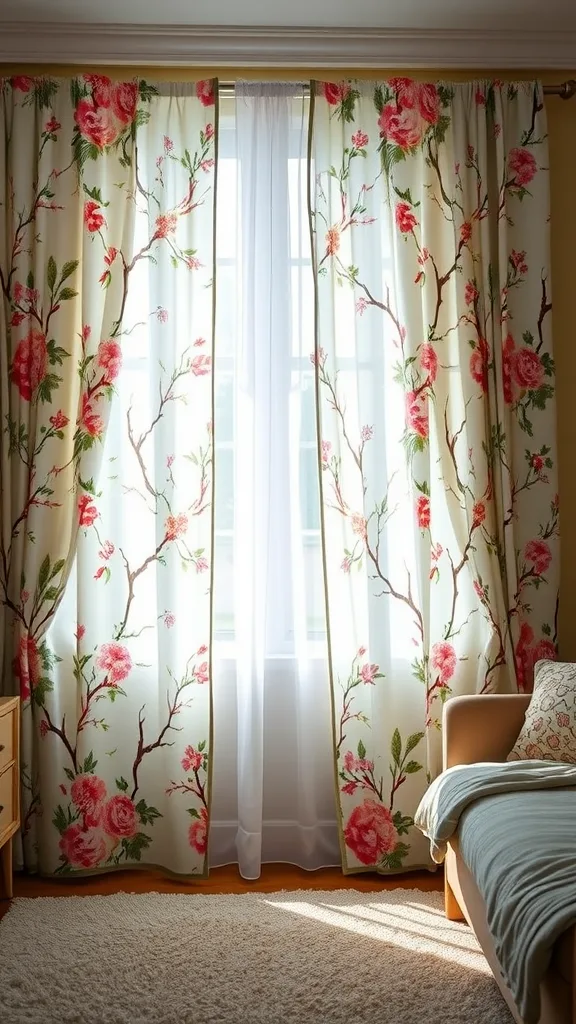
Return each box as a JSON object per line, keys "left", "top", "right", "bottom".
{"left": 215, "top": 447, "right": 234, "bottom": 531}
{"left": 300, "top": 446, "right": 321, "bottom": 531}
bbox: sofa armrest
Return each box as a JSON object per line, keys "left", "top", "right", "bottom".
{"left": 442, "top": 694, "right": 531, "bottom": 770}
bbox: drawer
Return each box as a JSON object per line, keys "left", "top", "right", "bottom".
{"left": 0, "top": 710, "right": 15, "bottom": 773}
{"left": 0, "top": 764, "right": 15, "bottom": 837}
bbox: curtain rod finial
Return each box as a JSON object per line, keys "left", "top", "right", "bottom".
{"left": 560, "top": 80, "right": 576, "bottom": 100}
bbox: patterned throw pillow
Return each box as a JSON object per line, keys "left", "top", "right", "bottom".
{"left": 508, "top": 660, "right": 576, "bottom": 763}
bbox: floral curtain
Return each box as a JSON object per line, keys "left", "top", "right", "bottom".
{"left": 309, "top": 79, "right": 559, "bottom": 873}
{"left": 0, "top": 75, "right": 217, "bottom": 876}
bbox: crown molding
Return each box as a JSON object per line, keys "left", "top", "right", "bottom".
{"left": 0, "top": 24, "right": 575, "bottom": 69}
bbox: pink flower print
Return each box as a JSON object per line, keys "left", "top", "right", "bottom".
{"left": 525, "top": 539, "right": 552, "bottom": 576}
{"left": 164, "top": 612, "right": 176, "bottom": 629}
{"left": 420, "top": 344, "right": 437, "bottom": 384}
{"left": 197, "top": 645, "right": 208, "bottom": 656}
{"left": 75, "top": 624, "right": 86, "bottom": 642}
{"left": 196, "top": 557, "right": 209, "bottom": 574}
{"left": 473, "top": 579, "right": 485, "bottom": 600}
{"left": 405, "top": 389, "right": 428, "bottom": 438}
{"left": 352, "top": 129, "right": 369, "bottom": 149}
{"left": 97, "top": 339, "right": 122, "bottom": 382}
{"left": 111, "top": 82, "right": 138, "bottom": 125}
{"left": 204, "top": 123, "right": 215, "bottom": 141}
{"left": 430, "top": 641, "right": 457, "bottom": 683}
{"left": 470, "top": 337, "right": 490, "bottom": 392}
{"left": 357, "top": 646, "right": 366, "bottom": 657}
{"left": 512, "top": 348, "right": 543, "bottom": 391}
{"left": 154, "top": 212, "right": 178, "bottom": 239}
{"left": 186, "top": 256, "right": 201, "bottom": 270}
{"left": 464, "top": 280, "right": 478, "bottom": 306}
{"left": 84, "top": 200, "right": 106, "bottom": 233}
{"left": 378, "top": 103, "right": 423, "bottom": 150}
{"left": 418, "top": 83, "right": 440, "bottom": 125}
{"left": 525, "top": 743, "right": 544, "bottom": 759}
{"left": 96, "top": 642, "right": 132, "bottom": 685}
{"left": 98, "top": 540, "right": 115, "bottom": 560}
{"left": 416, "top": 495, "right": 430, "bottom": 529}
{"left": 200, "top": 159, "right": 215, "bottom": 173}
{"left": 475, "top": 88, "right": 486, "bottom": 105}
{"left": 102, "top": 795, "right": 138, "bottom": 839}
{"left": 508, "top": 147, "right": 537, "bottom": 187}
{"left": 325, "top": 226, "right": 340, "bottom": 255}
{"left": 196, "top": 80, "right": 215, "bottom": 106}
{"left": 20, "top": 589, "right": 30, "bottom": 605}
{"left": 343, "top": 750, "right": 374, "bottom": 774}
{"left": 531, "top": 454, "right": 544, "bottom": 473}
{"left": 80, "top": 395, "right": 104, "bottom": 438}
{"left": 78, "top": 494, "right": 98, "bottom": 527}
{"left": 104, "top": 246, "right": 118, "bottom": 267}
{"left": 49, "top": 410, "right": 69, "bottom": 430}
{"left": 502, "top": 333, "right": 515, "bottom": 404}
{"left": 182, "top": 746, "right": 203, "bottom": 773}
{"left": 471, "top": 501, "right": 486, "bottom": 529}
{"left": 460, "top": 221, "right": 472, "bottom": 244}
{"left": 10, "top": 328, "right": 47, "bottom": 401}
{"left": 360, "top": 662, "right": 379, "bottom": 684}
{"left": 189, "top": 807, "right": 208, "bottom": 854}
{"left": 356, "top": 298, "right": 368, "bottom": 315}
{"left": 10, "top": 311, "right": 26, "bottom": 327}
{"left": 341, "top": 555, "right": 352, "bottom": 573}
{"left": 194, "top": 337, "right": 206, "bottom": 347}
{"left": 167, "top": 454, "right": 175, "bottom": 468}
{"left": 93, "top": 566, "right": 107, "bottom": 580}
{"left": 45, "top": 116, "right": 61, "bottom": 134}
{"left": 71, "top": 774, "right": 107, "bottom": 828}
{"left": 321, "top": 440, "right": 332, "bottom": 464}
{"left": 194, "top": 662, "right": 210, "bottom": 684}
{"left": 165, "top": 513, "right": 188, "bottom": 542}
{"left": 533, "top": 639, "right": 557, "bottom": 664}
{"left": 344, "top": 799, "right": 398, "bottom": 865}
{"left": 547, "top": 734, "right": 561, "bottom": 750}
{"left": 39, "top": 719, "right": 49, "bottom": 738}
{"left": 395, "top": 202, "right": 418, "bottom": 234}
{"left": 361, "top": 425, "right": 374, "bottom": 443}
{"left": 388, "top": 77, "right": 421, "bottom": 109}
{"left": 163, "top": 135, "right": 174, "bottom": 152}
{"left": 156, "top": 307, "right": 169, "bottom": 323}
{"left": 510, "top": 249, "right": 528, "bottom": 274}
{"left": 310, "top": 347, "right": 326, "bottom": 369}
{"left": 351, "top": 513, "right": 367, "bottom": 540}
{"left": 341, "top": 781, "right": 358, "bottom": 795}
{"left": 191, "top": 354, "right": 211, "bottom": 376}
{"left": 323, "top": 82, "right": 351, "bottom": 106}
{"left": 557, "top": 712, "right": 570, "bottom": 728}
{"left": 59, "top": 825, "right": 106, "bottom": 869}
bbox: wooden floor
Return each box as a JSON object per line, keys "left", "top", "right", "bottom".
{"left": 0, "top": 864, "right": 443, "bottom": 922}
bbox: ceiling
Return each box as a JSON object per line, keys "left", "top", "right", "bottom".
{"left": 2, "top": 0, "right": 576, "bottom": 30}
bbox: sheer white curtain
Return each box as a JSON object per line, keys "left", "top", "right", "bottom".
{"left": 209, "top": 83, "right": 339, "bottom": 878}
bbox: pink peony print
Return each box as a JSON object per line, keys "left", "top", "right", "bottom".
{"left": 420, "top": 344, "right": 437, "bottom": 384}
{"left": 13, "top": 635, "right": 40, "bottom": 703}
{"left": 11, "top": 328, "right": 47, "bottom": 401}
{"left": 154, "top": 212, "right": 178, "bottom": 239}
{"left": 405, "top": 389, "right": 428, "bottom": 438}
{"left": 78, "top": 494, "right": 98, "bottom": 527}
{"left": 189, "top": 807, "right": 208, "bottom": 854}
{"left": 512, "top": 348, "right": 543, "bottom": 391}
{"left": 430, "top": 641, "right": 457, "bottom": 682}
{"left": 111, "top": 82, "right": 138, "bottom": 125}
{"left": 165, "top": 513, "right": 188, "bottom": 542}
{"left": 343, "top": 799, "right": 398, "bottom": 865}
{"left": 323, "top": 82, "right": 351, "bottom": 105}
{"left": 395, "top": 202, "right": 418, "bottom": 234}
{"left": 525, "top": 539, "right": 552, "bottom": 576}
{"left": 508, "top": 147, "right": 537, "bottom": 187}
{"left": 351, "top": 513, "right": 367, "bottom": 540}
{"left": 378, "top": 104, "right": 423, "bottom": 150}
{"left": 97, "top": 340, "right": 122, "bottom": 382}
{"left": 59, "top": 824, "right": 107, "bottom": 868}
{"left": 389, "top": 77, "right": 420, "bottom": 109}
{"left": 101, "top": 795, "right": 138, "bottom": 839}
{"left": 470, "top": 338, "right": 489, "bottom": 392}
{"left": 11, "top": 76, "right": 33, "bottom": 92}
{"left": 71, "top": 774, "right": 107, "bottom": 828}
{"left": 416, "top": 494, "right": 430, "bottom": 529}
{"left": 464, "top": 281, "right": 478, "bottom": 306}
{"left": 84, "top": 74, "right": 114, "bottom": 107}
{"left": 75, "top": 99, "right": 119, "bottom": 147}
{"left": 510, "top": 249, "right": 528, "bottom": 274}
{"left": 164, "top": 612, "right": 176, "bottom": 629}
{"left": 182, "top": 746, "right": 203, "bottom": 773}
{"left": 418, "top": 83, "right": 440, "bottom": 124}
{"left": 460, "top": 221, "right": 472, "bottom": 244}
{"left": 195, "top": 557, "right": 209, "bottom": 574}
{"left": 196, "top": 80, "right": 215, "bottom": 106}
{"left": 96, "top": 641, "right": 132, "bottom": 684}
{"left": 533, "top": 639, "right": 557, "bottom": 664}
{"left": 360, "top": 662, "right": 379, "bottom": 684}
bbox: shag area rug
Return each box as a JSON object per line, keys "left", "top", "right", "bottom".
{"left": 0, "top": 888, "right": 513, "bottom": 1024}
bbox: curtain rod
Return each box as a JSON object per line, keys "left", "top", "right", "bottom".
{"left": 220, "top": 79, "right": 576, "bottom": 99}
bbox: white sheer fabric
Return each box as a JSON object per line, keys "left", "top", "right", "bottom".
{"left": 209, "top": 84, "right": 339, "bottom": 878}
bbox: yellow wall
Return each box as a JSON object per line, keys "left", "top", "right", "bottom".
{"left": 2, "top": 64, "right": 576, "bottom": 654}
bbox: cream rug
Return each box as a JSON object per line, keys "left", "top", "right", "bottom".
{"left": 0, "top": 888, "right": 513, "bottom": 1023}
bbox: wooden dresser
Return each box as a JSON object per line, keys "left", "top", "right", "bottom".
{"left": 0, "top": 697, "right": 20, "bottom": 899}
